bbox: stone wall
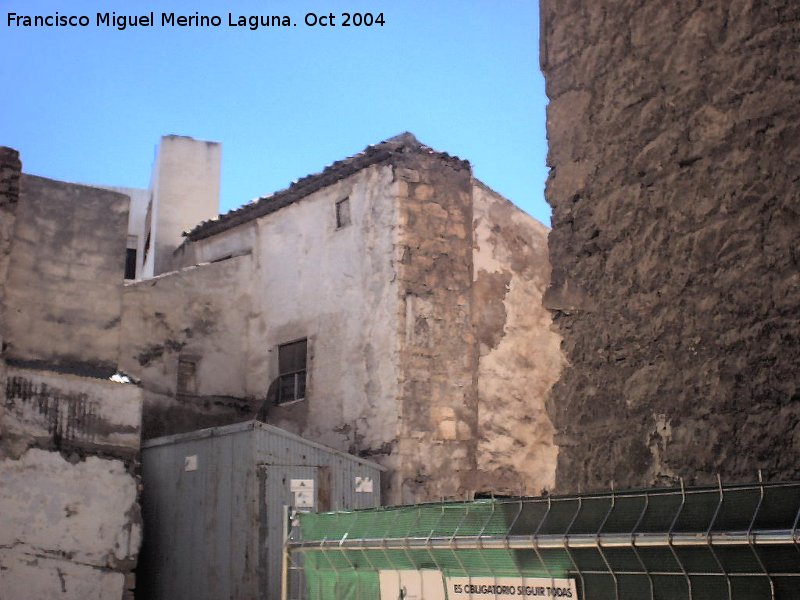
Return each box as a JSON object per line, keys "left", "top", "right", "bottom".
{"left": 0, "top": 148, "right": 22, "bottom": 356}
{"left": 0, "top": 367, "right": 142, "bottom": 600}
{"left": 4, "top": 175, "right": 129, "bottom": 374}
{"left": 472, "top": 182, "right": 563, "bottom": 496}
{"left": 2, "top": 366, "right": 142, "bottom": 460}
{"left": 119, "top": 256, "right": 256, "bottom": 438}
{"left": 541, "top": 0, "right": 800, "bottom": 491}
{"left": 393, "top": 151, "right": 479, "bottom": 503}
{"left": 0, "top": 151, "right": 142, "bottom": 598}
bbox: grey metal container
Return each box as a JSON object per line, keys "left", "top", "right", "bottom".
{"left": 138, "top": 420, "right": 384, "bottom": 600}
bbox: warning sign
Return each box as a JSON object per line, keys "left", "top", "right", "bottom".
{"left": 377, "top": 572, "right": 577, "bottom": 600}
{"left": 290, "top": 478, "right": 314, "bottom": 509}
{"left": 446, "top": 577, "right": 578, "bottom": 599}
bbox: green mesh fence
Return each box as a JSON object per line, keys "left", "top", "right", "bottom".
{"left": 289, "top": 481, "right": 800, "bottom": 600}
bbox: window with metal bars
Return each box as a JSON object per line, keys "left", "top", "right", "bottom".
{"left": 276, "top": 339, "right": 307, "bottom": 404}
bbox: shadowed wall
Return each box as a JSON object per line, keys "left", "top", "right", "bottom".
{"left": 541, "top": 1, "right": 800, "bottom": 491}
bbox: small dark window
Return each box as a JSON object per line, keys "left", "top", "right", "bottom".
{"left": 177, "top": 358, "right": 197, "bottom": 395}
{"left": 125, "top": 248, "right": 137, "bottom": 280}
{"left": 277, "top": 339, "right": 307, "bottom": 404}
{"left": 335, "top": 197, "right": 351, "bottom": 229}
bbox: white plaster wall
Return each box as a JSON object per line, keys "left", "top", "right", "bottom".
{"left": 2, "top": 367, "right": 142, "bottom": 459}
{"left": 0, "top": 449, "right": 140, "bottom": 600}
{"left": 187, "top": 222, "right": 257, "bottom": 266}
{"left": 0, "top": 553, "right": 126, "bottom": 600}
{"left": 150, "top": 136, "right": 220, "bottom": 275}
{"left": 0, "top": 366, "right": 142, "bottom": 599}
{"left": 251, "top": 164, "right": 402, "bottom": 453}
{"left": 472, "top": 184, "right": 564, "bottom": 495}
{"left": 96, "top": 185, "right": 150, "bottom": 279}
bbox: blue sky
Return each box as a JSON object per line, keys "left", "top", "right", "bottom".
{"left": 0, "top": 0, "right": 550, "bottom": 224}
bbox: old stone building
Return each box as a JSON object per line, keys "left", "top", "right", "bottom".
{"left": 119, "top": 133, "right": 562, "bottom": 503}
{"left": 1, "top": 133, "right": 561, "bottom": 596}
{"left": 541, "top": 0, "right": 800, "bottom": 492}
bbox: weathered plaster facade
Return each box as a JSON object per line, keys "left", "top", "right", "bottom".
{"left": 129, "top": 134, "right": 562, "bottom": 503}
{"left": 96, "top": 135, "right": 221, "bottom": 281}
{"left": 4, "top": 175, "right": 129, "bottom": 374}
{"left": 541, "top": 1, "right": 800, "bottom": 492}
{"left": 0, "top": 149, "right": 142, "bottom": 599}
{"left": 472, "top": 182, "right": 563, "bottom": 495}
{"left": 145, "top": 136, "right": 221, "bottom": 277}
{"left": 0, "top": 449, "right": 138, "bottom": 599}
{"left": 120, "top": 255, "right": 256, "bottom": 438}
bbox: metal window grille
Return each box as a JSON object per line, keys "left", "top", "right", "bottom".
{"left": 285, "top": 478, "right": 800, "bottom": 600}
{"left": 278, "top": 371, "right": 306, "bottom": 403}
{"left": 277, "top": 339, "right": 307, "bottom": 404}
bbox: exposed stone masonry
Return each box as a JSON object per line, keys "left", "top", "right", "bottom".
{"left": 541, "top": 1, "right": 800, "bottom": 491}
{"left": 0, "top": 148, "right": 22, "bottom": 356}
{"left": 393, "top": 151, "right": 479, "bottom": 503}
{"left": 0, "top": 147, "right": 20, "bottom": 206}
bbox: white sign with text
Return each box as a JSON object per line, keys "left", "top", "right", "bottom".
{"left": 446, "top": 577, "right": 578, "bottom": 599}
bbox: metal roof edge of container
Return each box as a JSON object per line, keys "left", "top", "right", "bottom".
{"left": 141, "top": 418, "right": 388, "bottom": 471}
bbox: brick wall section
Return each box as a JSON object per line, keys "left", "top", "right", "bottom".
{"left": 393, "top": 152, "right": 479, "bottom": 503}
{"left": 541, "top": 1, "right": 800, "bottom": 491}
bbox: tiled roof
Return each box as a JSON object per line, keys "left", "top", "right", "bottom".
{"left": 185, "top": 132, "right": 470, "bottom": 241}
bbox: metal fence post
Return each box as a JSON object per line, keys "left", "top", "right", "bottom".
{"left": 282, "top": 505, "right": 290, "bottom": 600}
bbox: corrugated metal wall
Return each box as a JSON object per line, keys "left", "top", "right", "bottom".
{"left": 140, "top": 421, "right": 383, "bottom": 600}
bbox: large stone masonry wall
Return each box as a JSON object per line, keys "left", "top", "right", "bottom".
{"left": 393, "top": 151, "right": 480, "bottom": 503}
{"left": 541, "top": 1, "right": 800, "bottom": 492}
